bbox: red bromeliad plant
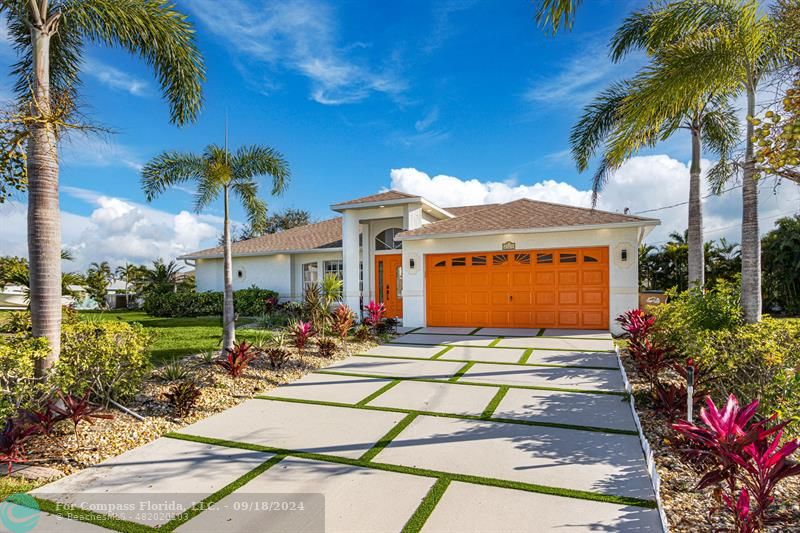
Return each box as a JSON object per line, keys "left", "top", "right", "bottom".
{"left": 216, "top": 341, "right": 257, "bottom": 378}
{"left": 0, "top": 417, "right": 38, "bottom": 474}
{"left": 22, "top": 397, "right": 65, "bottom": 437}
{"left": 673, "top": 394, "right": 800, "bottom": 531}
{"left": 50, "top": 390, "right": 113, "bottom": 434}
{"left": 616, "top": 308, "right": 656, "bottom": 343}
{"left": 627, "top": 338, "right": 676, "bottom": 386}
{"left": 364, "top": 300, "right": 386, "bottom": 332}
{"left": 291, "top": 321, "right": 314, "bottom": 353}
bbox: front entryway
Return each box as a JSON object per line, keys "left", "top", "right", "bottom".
{"left": 425, "top": 247, "right": 609, "bottom": 329}
{"left": 376, "top": 253, "right": 403, "bottom": 318}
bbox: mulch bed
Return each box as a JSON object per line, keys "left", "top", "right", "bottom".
{"left": 17, "top": 336, "right": 378, "bottom": 478}
{"left": 620, "top": 351, "right": 800, "bottom": 532}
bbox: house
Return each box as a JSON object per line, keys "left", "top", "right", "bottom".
{"left": 180, "top": 190, "right": 659, "bottom": 334}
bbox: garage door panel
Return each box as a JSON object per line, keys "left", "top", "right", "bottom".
{"left": 582, "top": 311, "right": 606, "bottom": 328}
{"left": 582, "top": 270, "right": 604, "bottom": 285}
{"left": 558, "top": 310, "right": 580, "bottom": 327}
{"left": 535, "top": 271, "right": 556, "bottom": 285}
{"left": 470, "top": 291, "right": 489, "bottom": 305}
{"left": 582, "top": 289, "right": 604, "bottom": 306}
{"left": 558, "top": 270, "right": 579, "bottom": 285}
{"left": 558, "top": 290, "right": 579, "bottom": 305}
{"left": 536, "top": 291, "right": 556, "bottom": 305}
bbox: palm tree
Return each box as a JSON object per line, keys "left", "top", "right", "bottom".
{"left": 115, "top": 262, "right": 138, "bottom": 308}
{"left": 0, "top": 0, "right": 205, "bottom": 373}
{"left": 141, "top": 145, "right": 290, "bottom": 352}
{"left": 134, "top": 259, "right": 182, "bottom": 297}
{"left": 88, "top": 261, "right": 113, "bottom": 283}
{"left": 571, "top": 3, "right": 738, "bottom": 290}
{"left": 608, "top": 0, "right": 791, "bottom": 322}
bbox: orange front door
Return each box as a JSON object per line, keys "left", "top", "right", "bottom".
{"left": 426, "top": 247, "right": 609, "bottom": 329}
{"left": 375, "top": 254, "right": 403, "bottom": 318}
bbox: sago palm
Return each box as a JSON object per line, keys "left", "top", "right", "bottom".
{"left": 141, "top": 144, "right": 290, "bottom": 352}
{"left": 0, "top": 0, "right": 205, "bottom": 373}
{"left": 608, "top": 0, "right": 792, "bottom": 322}
{"left": 571, "top": 2, "right": 738, "bottom": 290}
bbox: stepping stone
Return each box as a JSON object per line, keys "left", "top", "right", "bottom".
{"left": 412, "top": 327, "right": 477, "bottom": 334}
{"left": 9, "top": 464, "right": 64, "bottom": 481}
{"left": 493, "top": 388, "right": 637, "bottom": 432}
{"left": 30, "top": 438, "right": 270, "bottom": 527}
{"left": 367, "top": 380, "right": 500, "bottom": 416}
{"left": 542, "top": 329, "right": 614, "bottom": 340}
{"left": 497, "top": 336, "right": 615, "bottom": 352}
{"left": 375, "top": 415, "right": 654, "bottom": 500}
{"left": 361, "top": 344, "right": 443, "bottom": 359}
{"left": 176, "top": 399, "right": 405, "bottom": 459}
{"left": 474, "top": 327, "right": 543, "bottom": 337}
{"left": 327, "top": 356, "right": 464, "bottom": 380}
{"left": 176, "top": 457, "right": 434, "bottom": 533}
{"left": 390, "top": 333, "right": 496, "bottom": 347}
{"left": 265, "top": 372, "right": 391, "bottom": 404}
{"left": 441, "top": 346, "right": 526, "bottom": 364}
{"left": 421, "top": 482, "right": 663, "bottom": 532}
{"left": 1, "top": 503, "right": 110, "bottom": 532}
{"left": 528, "top": 349, "right": 619, "bottom": 369}
{"left": 462, "top": 363, "right": 625, "bottom": 392}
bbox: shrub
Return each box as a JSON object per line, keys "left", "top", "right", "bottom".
{"left": 159, "top": 359, "right": 190, "bottom": 382}
{"left": 0, "top": 307, "right": 79, "bottom": 334}
{"left": 265, "top": 347, "right": 291, "bottom": 369}
{"left": 0, "top": 417, "right": 37, "bottom": 474}
{"left": 165, "top": 379, "right": 202, "bottom": 417}
{"left": 216, "top": 341, "right": 256, "bottom": 378}
{"left": 290, "top": 321, "right": 314, "bottom": 352}
{"left": 317, "top": 338, "right": 337, "bottom": 358}
{"left": 353, "top": 324, "right": 372, "bottom": 343}
{"left": 0, "top": 335, "right": 49, "bottom": 419}
{"left": 54, "top": 321, "right": 152, "bottom": 406}
{"left": 143, "top": 286, "right": 279, "bottom": 318}
{"left": 49, "top": 390, "right": 113, "bottom": 434}
{"left": 364, "top": 300, "right": 385, "bottom": 331}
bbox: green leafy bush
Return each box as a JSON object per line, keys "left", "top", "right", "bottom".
{"left": 693, "top": 317, "right": 800, "bottom": 432}
{"left": 0, "top": 335, "right": 49, "bottom": 419}
{"left": 0, "top": 307, "right": 80, "bottom": 334}
{"left": 53, "top": 321, "right": 153, "bottom": 405}
{"left": 143, "top": 286, "right": 278, "bottom": 317}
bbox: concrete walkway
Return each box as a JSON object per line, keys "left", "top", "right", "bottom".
{"left": 21, "top": 328, "right": 663, "bottom": 532}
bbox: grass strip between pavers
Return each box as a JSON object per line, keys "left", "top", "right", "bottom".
{"left": 27, "top": 497, "right": 154, "bottom": 533}
{"left": 160, "top": 454, "right": 286, "bottom": 531}
{"left": 518, "top": 348, "right": 533, "bottom": 364}
{"left": 356, "top": 379, "right": 401, "bottom": 406}
{"left": 360, "top": 413, "right": 418, "bottom": 461}
{"left": 467, "top": 327, "right": 483, "bottom": 335}
{"left": 255, "top": 395, "right": 639, "bottom": 436}
{"left": 448, "top": 361, "right": 475, "bottom": 382}
{"left": 404, "top": 327, "right": 422, "bottom": 334}
{"left": 390, "top": 340, "right": 613, "bottom": 353}
{"left": 487, "top": 336, "right": 503, "bottom": 347}
{"left": 537, "top": 328, "right": 545, "bottom": 336}
{"left": 401, "top": 477, "right": 451, "bottom": 533}
{"left": 315, "top": 369, "right": 627, "bottom": 397}
{"left": 164, "top": 432, "right": 657, "bottom": 509}
{"left": 354, "top": 352, "right": 618, "bottom": 371}
{"left": 480, "top": 386, "right": 509, "bottom": 419}
{"left": 430, "top": 345, "right": 454, "bottom": 359}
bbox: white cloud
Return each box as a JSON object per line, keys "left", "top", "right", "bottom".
{"left": 59, "top": 132, "right": 143, "bottom": 171}
{"left": 388, "top": 156, "right": 800, "bottom": 244}
{"left": 84, "top": 58, "right": 149, "bottom": 96}
{"left": 188, "top": 0, "right": 406, "bottom": 105}
{"left": 0, "top": 189, "right": 222, "bottom": 270}
{"left": 390, "top": 106, "right": 450, "bottom": 147}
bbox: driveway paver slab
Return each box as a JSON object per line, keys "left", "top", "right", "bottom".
{"left": 367, "top": 380, "right": 500, "bottom": 416}
{"left": 30, "top": 438, "right": 271, "bottom": 526}
{"left": 326, "top": 356, "right": 464, "bottom": 380}
{"left": 265, "top": 372, "right": 391, "bottom": 404}
{"left": 441, "top": 346, "right": 526, "bottom": 363}
{"left": 493, "top": 388, "right": 636, "bottom": 431}
{"left": 176, "top": 399, "right": 406, "bottom": 459}
{"left": 176, "top": 457, "right": 434, "bottom": 533}
{"left": 0, "top": 504, "right": 112, "bottom": 532}
{"left": 390, "top": 333, "right": 496, "bottom": 346}
{"left": 361, "top": 344, "right": 443, "bottom": 359}
{"left": 474, "top": 327, "right": 543, "bottom": 337}
{"left": 498, "top": 336, "right": 615, "bottom": 352}
{"left": 374, "top": 415, "right": 654, "bottom": 500}
{"left": 528, "top": 349, "right": 619, "bottom": 368}
{"left": 413, "top": 327, "right": 477, "bottom": 334}
{"left": 542, "top": 329, "right": 614, "bottom": 340}
{"left": 421, "top": 482, "right": 662, "bottom": 533}
{"left": 462, "top": 363, "right": 625, "bottom": 392}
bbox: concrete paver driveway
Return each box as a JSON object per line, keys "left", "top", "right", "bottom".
{"left": 27, "top": 328, "right": 663, "bottom": 532}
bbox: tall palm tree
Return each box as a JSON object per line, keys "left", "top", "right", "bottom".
{"left": 141, "top": 145, "right": 290, "bottom": 352}
{"left": 115, "top": 262, "right": 138, "bottom": 308}
{"left": 608, "top": 0, "right": 791, "bottom": 322}
{"left": 89, "top": 261, "right": 113, "bottom": 283}
{"left": 0, "top": 0, "right": 205, "bottom": 373}
{"left": 134, "top": 259, "right": 182, "bottom": 297}
{"left": 571, "top": 2, "right": 738, "bottom": 290}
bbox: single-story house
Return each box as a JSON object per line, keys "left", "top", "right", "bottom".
{"left": 180, "top": 190, "right": 659, "bottom": 334}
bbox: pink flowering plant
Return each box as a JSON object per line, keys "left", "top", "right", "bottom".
{"left": 363, "top": 300, "right": 386, "bottom": 332}
{"left": 290, "top": 320, "right": 314, "bottom": 353}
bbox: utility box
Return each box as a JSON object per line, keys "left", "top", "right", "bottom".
{"left": 639, "top": 290, "right": 668, "bottom": 309}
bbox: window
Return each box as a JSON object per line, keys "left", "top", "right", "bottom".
{"left": 451, "top": 257, "right": 467, "bottom": 267}
{"left": 434, "top": 260, "right": 446, "bottom": 267}
{"left": 492, "top": 254, "right": 508, "bottom": 266}
{"left": 560, "top": 253, "right": 577, "bottom": 263}
{"left": 375, "top": 228, "right": 403, "bottom": 250}
{"left": 583, "top": 254, "right": 599, "bottom": 263}
{"left": 302, "top": 262, "right": 318, "bottom": 288}
{"left": 514, "top": 253, "right": 531, "bottom": 265}
{"left": 324, "top": 260, "right": 343, "bottom": 280}
{"left": 471, "top": 255, "right": 487, "bottom": 266}
{"left": 536, "top": 253, "right": 553, "bottom": 264}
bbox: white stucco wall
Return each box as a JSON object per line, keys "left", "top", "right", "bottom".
{"left": 290, "top": 251, "right": 345, "bottom": 300}
{"left": 401, "top": 226, "right": 641, "bottom": 335}
{"left": 193, "top": 254, "right": 293, "bottom": 298}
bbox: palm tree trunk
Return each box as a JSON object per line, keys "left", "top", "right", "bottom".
{"left": 28, "top": 18, "right": 62, "bottom": 376}
{"left": 741, "top": 85, "right": 761, "bottom": 323}
{"left": 222, "top": 185, "right": 236, "bottom": 352}
{"left": 687, "top": 123, "right": 704, "bottom": 288}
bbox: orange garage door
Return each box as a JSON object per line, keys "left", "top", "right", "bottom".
{"left": 426, "top": 247, "right": 609, "bottom": 329}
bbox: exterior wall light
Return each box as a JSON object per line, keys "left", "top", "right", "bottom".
{"left": 409, "top": 258, "right": 415, "bottom": 269}
{"left": 621, "top": 249, "right": 628, "bottom": 262}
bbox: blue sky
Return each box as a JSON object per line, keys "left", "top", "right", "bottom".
{"left": 1, "top": 0, "right": 798, "bottom": 268}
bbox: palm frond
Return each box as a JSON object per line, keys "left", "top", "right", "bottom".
{"left": 230, "top": 180, "right": 268, "bottom": 230}
{"left": 707, "top": 159, "right": 738, "bottom": 194}
{"left": 141, "top": 151, "right": 205, "bottom": 201}
{"left": 570, "top": 81, "right": 630, "bottom": 172}
{"left": 609, "top": 7, "right": 658, "bottom": 61}
{"left": 193, "top": 175, "right": 222, "bottom": 213}
{"left": 700, "top": 99, "right": 740, "bottom": 157}
{"left": 231, "top": 145, "right": 290, "bottom": 195}
{"left": 535, "top": 0, "right": 581, "bottom": 34}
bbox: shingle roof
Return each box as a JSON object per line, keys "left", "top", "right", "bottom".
{"left": 180, "top": 217, "right": 344, "bottom": 259}
{"left": 332, "top": 190, "right": 419, "bottom": 207}
{"left": 443, "top": 204, "right": 498, "bottom": 216}
{"left": 397, "top": 198, "right": 658, "bottom": 239}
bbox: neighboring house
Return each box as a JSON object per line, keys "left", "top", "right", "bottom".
{"left": 181, "top": 190, "right": 659, "bottom": 333}
{"left": 0, "top": 284, "right": 91, "bottom": 310}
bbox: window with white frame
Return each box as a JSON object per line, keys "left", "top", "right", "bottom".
{"left": 375, "top": 228, "right": 403, "bottom": 250}
{"left": 302, "top": 262, "right": 318, "bottom": 288}
{"left": 323, "top": 260, "right": 343, "bottom": 280}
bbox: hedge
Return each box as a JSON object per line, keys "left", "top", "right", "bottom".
{"left": 143, "top": 286, "right": 279, "bottom": 318}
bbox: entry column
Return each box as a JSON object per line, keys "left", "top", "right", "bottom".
{"left": 342, "top": 211, "right": 361, "bottom": 314}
